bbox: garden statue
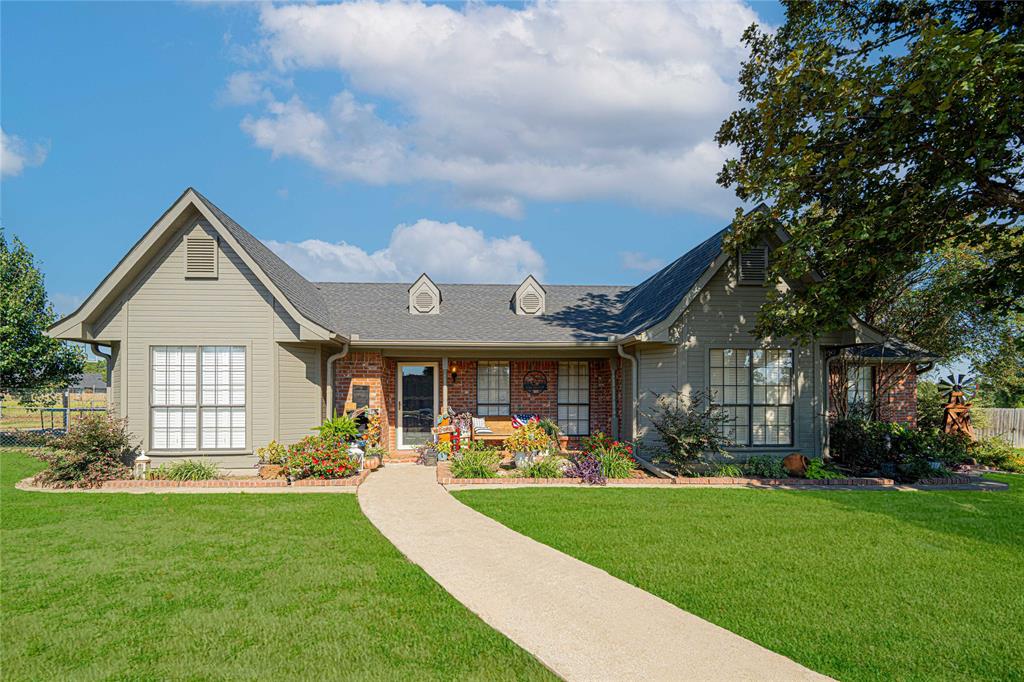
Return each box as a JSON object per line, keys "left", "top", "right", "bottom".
{"left": 938, "top": 373, "right": 977, "bottom": 441}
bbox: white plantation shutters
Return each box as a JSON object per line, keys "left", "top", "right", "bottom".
{"left": 151, "top": 345, "right": 246, "bottom": 450}
{"left": 200, "top": 346, "right": 246, "bottom": 448}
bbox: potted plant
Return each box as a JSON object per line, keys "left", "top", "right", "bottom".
{"left": 255, "top": 440, "right": 288, "bottom": 479}
{"left": 538, "top": 418, "right": 568, "bottom": 452}
{"left": 503, "top": 422, "right": 552, "bottom": 468}
{"left": 363, "top": 445, "right": 386, "bottom": 471}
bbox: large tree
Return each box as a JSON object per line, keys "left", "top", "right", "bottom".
{"left": 0, "top": 229, "right": 85, "bottom": 401}
{"left": 717, "top": 0, "right": 1023, "bottom": 344}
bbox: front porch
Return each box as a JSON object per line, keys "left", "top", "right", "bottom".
{"left": 332, "top": 351, "right": 625, "bottom": 460}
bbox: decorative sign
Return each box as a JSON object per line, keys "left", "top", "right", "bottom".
{"left": 522, "top": 370, "right": 548, "bottom": 395}
{"left": 352, "top": 385, "right": 370, "bottom": 409}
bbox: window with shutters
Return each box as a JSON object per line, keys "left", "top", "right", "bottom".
{"left": 738, "top": 248, "right": 767, "bottom": 285}
{"left": 710, "top": 348, "right": 793, "bottom": 446}
{"left": 185, "top": 235, "right": 218, "bottom": 278}
{"left": 151, "top": 345, "right": 245, "bottom": 450}
{"left": 558, "top": 361, "right": 590, "bottom": 436}
{"left": 477, "top": 361, "right": 510, "bottom": 416}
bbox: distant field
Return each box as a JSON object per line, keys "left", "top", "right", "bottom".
{"left": 0, "top": 394, "right": 107, "bottom": 431}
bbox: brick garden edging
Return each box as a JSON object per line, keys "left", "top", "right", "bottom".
{"left": 23, "top": 469, "right": 372, "bottom": 492}
{"left": 102, "top": 478, "right": 288, "bottom": 489}
{"left": 673, "top": 476, "right": 895, "bottom": 486}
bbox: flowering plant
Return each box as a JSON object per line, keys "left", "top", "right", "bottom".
{"left": 285, "top": 435, "right": 359, "bottom": 480}
{"left": 503, "top": 421, "right": 552, "bottom": 454}
{"left": 582, "top": 432, "right": 636, "bottom": 479}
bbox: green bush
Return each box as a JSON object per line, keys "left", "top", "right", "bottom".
{"left": 642, "top": 390, "right": 732, "bottom": 474}
{"left": 285, "top": 435, "right": 360, "bottom": 479}
{"left": 255, "top": 440, "right": 288, "bottom": 465}
{"left": 711, "top": 463, "right": 744, "bottom": 477}
{"left": 148, "top": 459, "right": 220, "bottom": 481}
{"left": 522, "top": 456, "right": 565, "bottom": 479}
{"left": 804, "top": 458, "right": 845, "bottom": 479}
{"left": 449, "top": 446, "right": 500, "bottom": 478}
{"left": 971, "top": 437, "right": 1024, "bottom": 473}
{"left": 830, "top": 418, "right": 970, "bottom": 481}
{"left": 313, "top": 415, "right": 360, "bottom": 442}
{"left": 915, "top": 380, "right": 945, "bottom": 429}
{"left": 33, "top": 414, "right": 136, "bottom": 488}
{"left": 740, "top": 455, "right": 787, "bottom": 478}
{"left": 592, "top": 443, "right": 636, "bottom": 479}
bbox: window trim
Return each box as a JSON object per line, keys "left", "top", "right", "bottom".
{"left": 846, "top": 365, "right": 875, "bottom": 408}
{"left": 709, "top": 348, "right": 794, "bottom": 448}
{"left": 557, "top": 360, "right": 591, "bottom": 437}
{"left": 476, "top": 361, "right": 511, "bottom": 416}
{"left": 148, "top": 343, "right": 250, "bottom": 453}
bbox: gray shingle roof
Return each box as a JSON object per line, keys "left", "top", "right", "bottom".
{"left": 191, "top": 189, "right": 335, "bottom": 334}
{"left": 191, "top": 188, "right": 732, "bottom": 344}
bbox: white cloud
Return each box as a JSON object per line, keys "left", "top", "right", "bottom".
{"left": 230, "top": 0, "right": 759, "bottom": 216}
{"left": 1, "top": 128, "right": 49, "bottom": 177}
{"left": 265, "top": 218, "right": 544, "bottom": 283}
{"left": 50, "top": 292, "right": 85, "bottom": 317}
{"left": 620, "top": 251, "right": 665, "bottom": 273}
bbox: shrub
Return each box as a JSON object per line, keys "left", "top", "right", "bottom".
{"left": 285, "top": 435, "right": 359, "bottom": 479}
{"left": 313, "top": 415, "right": 360, "bottom": 442}
{"left": 449, "top": 446, "right": 500, "bottom": 478}
{"left": 642, "top": 389, "right": 732, "bottom": 475}
{"left": 804, "top": 458, "right": 845, "bottom": 479}
{"left": 33, "top": 414, "right": 136, "bottom": 488}
{"left": 580, "top": 432, "right": 613, "bottom": 452}
{"left": 741, "top": 455, "right": 787, "bottom": 478}
{"left": 148, "top": 459, "right": 220, "bottom": 481}
{"left": 364, "top": 445, "right": 388, "bottom": 459}
{"left": 565, "top": 453, "right": 606, "bottom": 485}
{"left": 711, "top": 463, "right": 744, "bottom": 477}
{"left": 256, "top": 440, "right": 288, "bottom": 465}
{"left": 915, "top": 381, "right": 946, "bottom": 429}
{"left": 536, "top": 419, "right": 563, "bottom": 442}
{"left": 503, "top": 422, "right": 552, "bottom": 454}
{"left": 522, "top": 456, "right": 565, "bottom": 479}
{"left": 971, "top": 437, "right": 1024, "bottom": 473}
{"left": 830, "top": 418, "right": 971, "bottom": 482}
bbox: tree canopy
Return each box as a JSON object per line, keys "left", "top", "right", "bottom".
{"left": 717, "top": 0, "right": 1023, "bottom": 344}
{"left": 0, "top": 229, "right": 85, "bottom": 400}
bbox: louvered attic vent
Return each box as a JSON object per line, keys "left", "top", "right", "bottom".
{"left": 414, "top": 289, "right": 435, "bottom": 313}
{"left": 520, "top": 290, "right": 542, "bottom": 314}
{"left": 514, "top": 275, "right": 545, "bottom": 315}
{"left": 408, "top": 274, "right": 440, "bottom": 314}
{"left": 185, "top": 235, "right": 218, "bottom": 278}
{"left": 738, "top": 247, "right": 767, "bottom": 285}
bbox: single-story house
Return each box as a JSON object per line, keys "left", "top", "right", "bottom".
{"left": 48, "top": 188, "right": 935, "bottom": 473}
{"left": 69, "top": 371, "right": 108, "bottom": 395}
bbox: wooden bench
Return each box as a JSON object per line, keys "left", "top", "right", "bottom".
{"left": 471, "top": 416, "right": 515, "bottom": 444}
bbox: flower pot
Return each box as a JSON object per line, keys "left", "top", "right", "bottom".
{"left": 557, "top": 435, "right": 569, "bottom": 452}
{"left": 364, "top": 456, "right": 380, "bottom": 471}
{"left": 258, "top": 465, "right": 285, "bottom": 480}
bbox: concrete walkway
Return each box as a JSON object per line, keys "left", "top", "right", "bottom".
{"left": 359, "top": 464, "right": 829, "bottom": 681}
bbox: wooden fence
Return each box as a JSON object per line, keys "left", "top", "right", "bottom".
{"left": 976, "top": 408, "right": 1024, "bottom": 447}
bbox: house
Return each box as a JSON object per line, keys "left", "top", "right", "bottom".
{"left": 48, "top": 188, "right": 934, "bottom": 473}
{"left": 68, "top": 372, "right": 107, "bottom": 395}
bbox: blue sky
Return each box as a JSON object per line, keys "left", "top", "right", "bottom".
{"left": 2, "top": 1, "right": 787, "bottom": 317}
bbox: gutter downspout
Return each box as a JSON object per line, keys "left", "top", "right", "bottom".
{"left": 325, "top": 341, "right": 350, "bottom": 419}
{"left": 616, "top": 342, "right": 639, "bottom": 441}
{"left": 90, "top": 343, "right": 113, "bottom": 386}
{"left": 609, "top": 358, "right": 618, "bottom": 439}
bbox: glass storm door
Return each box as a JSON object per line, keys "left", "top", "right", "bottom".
{"left": 397, "top": 363, "right": 437, "bottom": 449}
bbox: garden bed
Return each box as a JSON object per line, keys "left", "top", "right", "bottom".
{"left": 19, "top": 468, "right": 371, "bottom": 492}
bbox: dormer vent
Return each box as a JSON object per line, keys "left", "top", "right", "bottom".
{"left": 514, "top": 275, "right": 546, "bottom": 315}
{"left": 408, "top": 273, "right": 440, "bottom": 314}
{"left": 185, "top": 227, "right": 218, "bottom": 279}
{"left": 738, "top": 247, "right": 768, "bottom": 285}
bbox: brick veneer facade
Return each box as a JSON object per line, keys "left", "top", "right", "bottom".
{"left": 828, "top": 362, "right": 918, "bottom": 427}
{"left": 335, "top": 354, "right": 624, "bottom": 456}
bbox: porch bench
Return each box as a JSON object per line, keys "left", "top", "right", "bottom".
{"left": 471, "top": 416, "right": 515, "bottom": 444}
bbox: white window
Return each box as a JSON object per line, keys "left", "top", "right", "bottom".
{"left": 477, "top": 361, "right": 510, "bottom": 416}
{"left": 151, "top": 345, "right": 245, "bottom": 450}
{"left": 558, "top": 361, "right": 590, "bottom": 436}
{"left": 847, "top": 366, "right": 874, "bottom": 408}
{"left": 710, "top": 348, "right": 793, "bottom": 446}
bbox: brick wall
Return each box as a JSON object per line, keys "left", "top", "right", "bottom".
{"left": 876, "top": 364, "right": 917, "bottom": 426}
{"left": 590, "top": 359, "right": 613, "bottom": 437}
{"left": 332, "top": 351, "right": 394, "bottom": 451}
{"left": 446, "top": 359, "right": 477, "bottom": 414}
{"left": 510, "top": 360, "right": 559, "bottom": 420}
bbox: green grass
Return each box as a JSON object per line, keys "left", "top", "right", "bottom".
{"left": 1, "top": 449, "right": 551, "bottom": 680}
{"left": 456, "top": 477, "right": 1024, "bottom": 681}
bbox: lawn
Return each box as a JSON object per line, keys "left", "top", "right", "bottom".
{"left": 456, "top": 477, "right": 1024, "bottom": 681}
{"left": 0, "top": 449, "right": 551, "bottom": 680}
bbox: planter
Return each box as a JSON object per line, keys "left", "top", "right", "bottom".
{"left": 557, "top": 435, "right": 569, "bottom": 452}
{"left": 364, "top": 456, "right": 380, "bottom": 471}
{"left": 258, "top": 464, "right": 285, "bottom": 480}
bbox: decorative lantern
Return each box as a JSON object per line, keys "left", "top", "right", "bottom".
{"left": 134, "top": 451, "right": 151, "bottom": 480}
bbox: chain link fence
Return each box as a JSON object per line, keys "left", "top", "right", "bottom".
{"left": 0, "top": 394, "right": 107, "bottom": 447}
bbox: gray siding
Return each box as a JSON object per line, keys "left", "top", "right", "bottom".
{"left": 278, "top": 343, "right": 322, "bottom": 443}
{"left": 637, "top": 260, "right": 825, "bottom": 458}
{"left": 86, "top": 217, "right": 319, "bottom": 474}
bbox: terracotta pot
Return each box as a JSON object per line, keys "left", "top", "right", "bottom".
{"left": 557, "top": 436, "right": 569, "bottom": 452}
{"left": 364, "top": 456, "right": 381, "bottom": 471}
{"left": 258, "top": 464, "right": 286, "bottom": 480}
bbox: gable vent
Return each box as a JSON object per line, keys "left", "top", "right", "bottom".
{"left": 185, "top": 235, "right": 218, "bottom": 278}
{"left": 414, "top": 289, "right": 435, "bottom": 313}
{"left": 738, "top": 248, "right": 767, "bottom": 285}
{"left": 520, "top": 290, "right": 542, "bottom": 314}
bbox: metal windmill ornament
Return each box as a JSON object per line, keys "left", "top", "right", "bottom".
{"left": 939, "top": 373, "right": 976, "bottom": 440}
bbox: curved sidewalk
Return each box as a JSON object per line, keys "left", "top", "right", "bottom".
{"left": 359, "top": 465, "right": 829, "bottom": 681}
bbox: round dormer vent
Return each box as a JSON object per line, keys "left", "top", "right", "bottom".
{"left": 520, "top": 290, "right": 542, "bottom": 314}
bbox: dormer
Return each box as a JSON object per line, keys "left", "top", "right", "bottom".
{"left": 408, "top": 273, "right": 440, "bottom": 314}
{"left": 513, "top": 275, "right": 545, "bottom": 315}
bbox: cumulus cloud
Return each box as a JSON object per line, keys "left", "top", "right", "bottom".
{"left": 228, "top": 0, "right": 759, "bottom": 216}
{"left": 1, "top": 128, "right": 49, "bottom": 177}
{"left": 265, "top": 218, "right": 545, "bottom": 283}
{"left": 620, "top": 251, "right": 665, "bottom": 273}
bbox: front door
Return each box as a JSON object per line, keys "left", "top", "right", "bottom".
{"left": 397, "top": 362, "right": 438, "bottom": 449}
